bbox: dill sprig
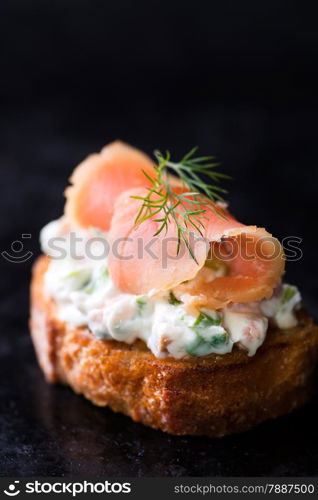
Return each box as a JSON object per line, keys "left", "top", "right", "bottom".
{"left": 131, "top": 147, "right": 230, "bottom": 263}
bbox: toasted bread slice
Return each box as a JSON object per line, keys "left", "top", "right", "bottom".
{"left": 30, "top": 255, "right": 318, "bottom": 437}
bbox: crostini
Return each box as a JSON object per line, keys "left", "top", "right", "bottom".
{"left": 30, "top": 141, "right": 318, "bottom": 437}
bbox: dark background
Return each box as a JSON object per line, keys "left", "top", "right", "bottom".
{"left": 1, "top": 0, "right": 318, "bottom": 477}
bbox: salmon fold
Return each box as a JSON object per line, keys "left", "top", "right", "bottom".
{"left": 64, "top": 141, "right": 285, "bottom": 311}
{"left": 108, "top": 188, "right": 285, "bottom": 310}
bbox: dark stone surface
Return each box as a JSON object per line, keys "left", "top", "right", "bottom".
{"left": 1, "top": 0, "right": 318, "bottom": 477}
{"left": 1, "top": 316, "right": 318, "bottom": 477}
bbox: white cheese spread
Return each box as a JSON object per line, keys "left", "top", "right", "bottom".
{"left": 40, "top": 218, "right": 302, "bottom": 359}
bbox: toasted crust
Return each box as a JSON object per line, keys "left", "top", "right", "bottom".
{"left": 30, "top": 255, "right": 318, "bottom": 437}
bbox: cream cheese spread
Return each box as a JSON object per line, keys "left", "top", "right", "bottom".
{"left": 40, "top": 218, "right": 302, "bottom": 359}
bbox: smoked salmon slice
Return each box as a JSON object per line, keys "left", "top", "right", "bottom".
{"left": 107, "top": 187, "right": 209, "bottom": 293}
{"left": 108, "top": 188, "right": 285, "bottom": 309}
{"left": 65, "top": 141, "right": 155, "bottom": 231}
{"left": 64, "top": 141, "right": 285, "bottom": 310}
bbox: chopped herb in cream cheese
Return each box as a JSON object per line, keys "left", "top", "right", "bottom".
{"left": 40, "top": 218, "right": 302, "bottom": 359}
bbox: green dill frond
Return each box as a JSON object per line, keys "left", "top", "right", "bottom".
{"left": 132, "top": 147, "right": 230, "bottom": 263}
